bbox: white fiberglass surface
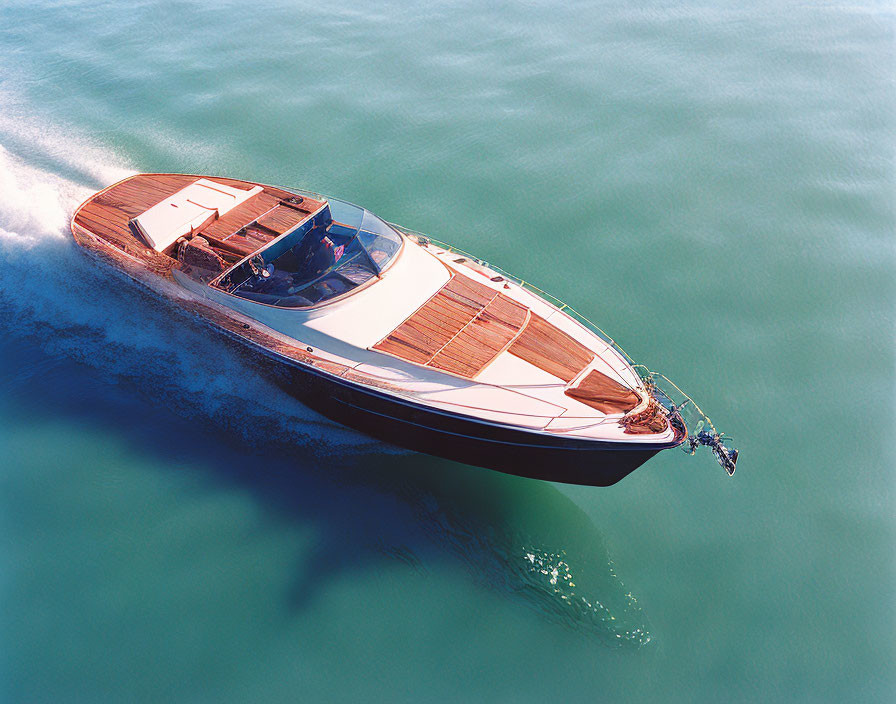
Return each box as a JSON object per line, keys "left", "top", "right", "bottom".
{"left": 473, "top": 351, "right": 565, "bottom": 387}
{"left": 177, "top": 238, "right": 448, "bottom": 362}
{"left": 171, "top": 238, "right": 678, "bottom": 441}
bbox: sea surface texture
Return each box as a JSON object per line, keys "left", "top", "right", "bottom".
{"left": 0, "top": 1, "right": 893, "bottom": 701}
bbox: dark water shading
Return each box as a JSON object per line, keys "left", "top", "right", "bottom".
{"left": 1, "top": 324, "right": 649, "bottom": 641}
{"left": 2, "top": 296, "right": 653, "bottom": 700}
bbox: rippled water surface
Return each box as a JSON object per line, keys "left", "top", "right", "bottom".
{"left": 1, "top": 1, "right": 893, "bottom": 701}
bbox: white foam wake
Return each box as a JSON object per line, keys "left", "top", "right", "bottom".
{"left": 0, "top": 87, "right": 136, "bottom": 183}
{"left": 0, "top": 85, "right": 136, "bottom": 244}
{"left": 0, "top": 144, "right": 94, "bottom": 246}
{"left": 0, "top": 121, "right": 384, "bottom": 454}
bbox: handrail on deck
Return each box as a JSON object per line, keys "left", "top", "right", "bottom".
{"left": 278, "top": 184, "right": 735, "bottom": 473}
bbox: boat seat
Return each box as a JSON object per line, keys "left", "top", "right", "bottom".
{"left": 177, "top": 235, "right": 226, "bottom": 275}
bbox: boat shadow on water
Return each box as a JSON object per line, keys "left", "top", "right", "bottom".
{"left": 0, "top": 258, "right": 652, "bottom": 648}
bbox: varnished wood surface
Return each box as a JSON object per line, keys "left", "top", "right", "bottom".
{"left": 255, "top": 204, "right": 310, "bottom": 235}
{"left": 373, "top": 274, "right": 529, "bottom": 378}
{"left": 75, "top": 174, "right": 193, "bottom": 260}
{"left": 374, "top": 275, "right": 494, "bottom": 364}
{"left": 72, "top": 173, "right": 324, "bottom": 265}
{"left": 564, "top": 369, "right": 640, "bottom": 414}
{"left": 430, "top": 293, "right": 528, "bottom": 378}
{"left": 201, "top": 191, "right": 281, "bottom": 249}
{"left": 372, "top": 270, "right": 615, "bottom": 386}
{"left": 506, "top": 313, "right": 594, "bottom": 382}
{"left": 374, "top": 275, "right": 619, "bottom": 384}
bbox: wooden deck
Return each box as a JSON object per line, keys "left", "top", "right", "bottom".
{"left": 430, "top": 290, "right": 528, "bottom": 377}
{"left": 72, "top": 173, "right": 324, "bottom": 265}
{"left": 373, "top": 273, "right": 610, "bottom": 383}
{"left": 506, "top": 313, "right": 594, "bottom": 382}
{"left": 373, "top": 274, "right": 528, "bottom": 378}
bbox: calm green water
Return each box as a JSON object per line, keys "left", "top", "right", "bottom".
{"left": 1, "top": 1, "right": 893, "bottom": 701}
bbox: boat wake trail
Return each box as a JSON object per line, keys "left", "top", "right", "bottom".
{"left": 0, "top": 144, "right": 99, "bottom": 246}
{"left": 0, "top": 138, "right": 379, "bottom": 453}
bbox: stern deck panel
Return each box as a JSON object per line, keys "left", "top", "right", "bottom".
{"left": 72, "top": 174, "right": 325, "bottom": 263}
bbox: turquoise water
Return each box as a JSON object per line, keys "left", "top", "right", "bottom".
{"left": 1, "top": 1, "right": 893, "bottom": 701}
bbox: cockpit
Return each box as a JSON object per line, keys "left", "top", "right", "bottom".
{"left": 214, "top": 197, "right": 403, "bottom": 308}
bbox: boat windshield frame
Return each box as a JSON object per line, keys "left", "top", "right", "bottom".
{"left": 209, "top": 194, "right": 405, "bottom": 309}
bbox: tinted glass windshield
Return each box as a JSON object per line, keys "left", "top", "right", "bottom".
{"left": 222, "top": 198, "right": 402, "bottom": 308}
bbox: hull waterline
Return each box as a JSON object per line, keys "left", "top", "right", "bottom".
{"left": 240, "top": 335, "right": 672, "bottom": 486}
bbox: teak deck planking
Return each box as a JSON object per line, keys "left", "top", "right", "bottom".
{"left": 73, "top": 174, "right": 659, "bottom": 435}
{"left": 72, "top": 173, "right": 324, "bottom": 263}
{"left": 255, "top": 204, "right": 311, "bottom": 235}
{"left": 374, "top": 274, "right": 606, "bottom": 384}
{"left": 429, "top": 293, "right": 528, "bottom": 378}
{"left": 201, "top": 191, "right": 281, "bottom": 248}
{"left": 373, "top": 274, "right": 528, "bottom": 377}
{"left": 506, "top": 312, "right": 594, "bottom": 382}
{"left": 373, "top": 275, "right": 496, "bottom": 364}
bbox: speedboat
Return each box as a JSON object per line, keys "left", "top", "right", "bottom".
{"left": 71, "top": 174, "right": 736, "bottom": 485}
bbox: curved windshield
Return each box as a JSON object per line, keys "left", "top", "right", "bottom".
{"left": 222, "top": 198, "right": 403, "bottom": 308}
